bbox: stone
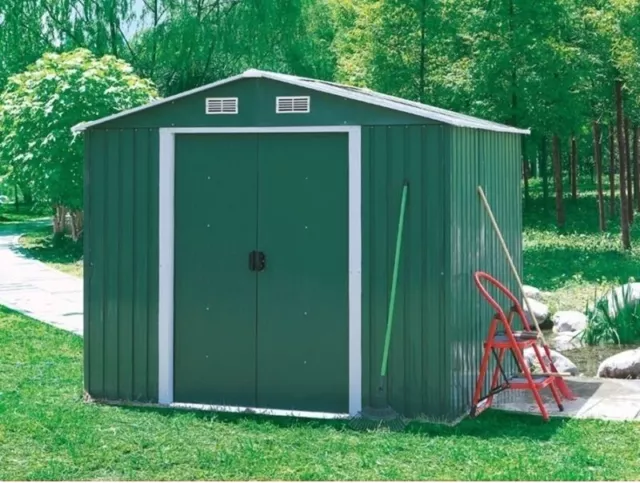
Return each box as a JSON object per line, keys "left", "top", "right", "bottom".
{"left": 552, "top": 311, "right": 588, "bottom": 333}
{"left": 603, "top": 282, "right": 640, "bottom": 317}
{"left": 523, "top": 347, "right": 579, "bottom": 376}
{"left": 523, "top": 285, "right": 543, "bottom": 301}
{"left": 522, "top": 298, "right": 552, "bottom": 330}
{"left": 552, "top": 330, "right": 585, "bottom": 352}
{"left": 597, "top": 349, "right": 640, "bottom": 379}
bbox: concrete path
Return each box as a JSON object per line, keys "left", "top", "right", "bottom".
{"left": 494, "top": 376, "right": 640, "bottom": 422}
{"left": 0, "top": 221, "right": 83, "bottom": 336}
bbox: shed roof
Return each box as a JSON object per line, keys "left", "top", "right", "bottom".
{"left": 72, "top": 69, "right": 530, "bottom": 134}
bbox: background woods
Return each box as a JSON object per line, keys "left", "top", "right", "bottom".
{"left": 1, "top": 0, "right": 640, "bottom": 247}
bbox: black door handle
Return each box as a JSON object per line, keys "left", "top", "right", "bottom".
{"left": 249, "top": 251, "right": 266, "bottom": 272}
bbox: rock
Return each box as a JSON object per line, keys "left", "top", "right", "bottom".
{"left": 603, "top": 282, "right": 640, "bottom": 317}
{"left": 523, "top": 285, "right": 543, "bottom": 301}
{"left": 523, "top": 347, "right": 579, "bottom": 376}
{"left": 522, "top": 298, "right": 552, "bottom": 330}
{"left": 597, "top": 349, "right": 640, "bottom": 379}
{"left": 552, "top": 330, "right": 585, "bottom": 352}
{"left": 552, "top": 311, "right": 588, "bottom": 333}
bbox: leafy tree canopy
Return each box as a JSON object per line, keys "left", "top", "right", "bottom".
{"left": 0, "top": 48, "right": 157, "bottom": 211}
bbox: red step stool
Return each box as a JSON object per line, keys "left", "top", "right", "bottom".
{"left": 470, "top": 271, "right": 566, "bottom": 421}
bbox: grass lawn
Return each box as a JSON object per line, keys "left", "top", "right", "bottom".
{"left": 17, "top": 226, "right": 83, "bottom": 278}
{"left": 524, "top": 177, "right": 640, "bottom": 313}
{"left": 1, "top": 305, "right": 640, "bottom": 480}
{"left": 0, "top": 203, "right": 51, "bottom": 224}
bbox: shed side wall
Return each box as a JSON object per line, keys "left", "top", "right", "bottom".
{"left": 446, "top": 127, "right": 522, "bottom": 419}
{"left": 361, "top": 125, "right": 448, "bottom": 419}
{"left": 84, "top": 128, "right": 159, "bottom": 402}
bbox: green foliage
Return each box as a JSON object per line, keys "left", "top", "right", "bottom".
{"left": 582, "top": 283, "right": 640, "bottom": 346}
{"left": 0, "top": 48, "right": 157, "bottom": 210}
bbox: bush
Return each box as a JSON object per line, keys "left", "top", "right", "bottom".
{"left": 0, "top": 48, "right": 157, "bottom": 240}
{"left": 582, "top": 283, "right": 640, "bottom": 345}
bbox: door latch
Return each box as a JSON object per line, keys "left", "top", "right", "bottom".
{"left": 249, "top": 251, "right": 266, "bottom": 272}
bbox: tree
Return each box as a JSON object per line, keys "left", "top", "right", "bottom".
{"left": 593, "top": 120, "right": 606, "bottom": 230}
{"left": 552, "top": 134, "right": 565, "bottom": 228}
{"left": 0, "top": 48, "right": 157, "bottom": 240}
{"left": 615, "top": 80, "right": 631, "bottom": 249}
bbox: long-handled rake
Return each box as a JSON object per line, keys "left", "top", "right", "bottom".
{"left": 349, "top": 181, "right": 409, "bottom": 431}
{"left": 477, "top": 185, "right": 575, "bottom": 401}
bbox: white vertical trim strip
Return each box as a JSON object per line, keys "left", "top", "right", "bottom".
{"left": 157, "top": 126, "right": 362, "bottom": 415}
{"left": 158, "top": 128, "right": 175, "bottom": 405}
{"left": 348, "top": 126, "right": 362, "bottom": 416}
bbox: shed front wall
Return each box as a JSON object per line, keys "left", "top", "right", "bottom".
{"left": 84, "top": 127, "right": 159, "bottom": 402}
{"left": 83, "top": 122, "right": 522, "bottom": 421}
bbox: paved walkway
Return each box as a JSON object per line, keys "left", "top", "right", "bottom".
{"left": 493, "top": 376, "right": 640, "bottom": 422}
{"left": 0, "top": 221, "right": 83, "bottom": 336}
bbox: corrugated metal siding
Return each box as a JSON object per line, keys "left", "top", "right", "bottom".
{"left": 83, "top": 121, "right": 522, "bottom": 420}
{"left": 446, "top": 127, "right": 522, "bottom": 419}
{"left": 361, "top": 125, "right": 448, "bottom": 419}
{"left": 84, "top": 128, "right": 159, "bottom": 402}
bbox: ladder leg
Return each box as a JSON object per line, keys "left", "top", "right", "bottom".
{"left": 530, "top": 380, "right": 550, "bottom": 421}
{"left": 486, "top": 348, "right": 506, "bottom": 408}
{"left": 531, "top": 344, "right": 565, "bottom": 411}
{"left": 471, "top": 318, "right": 499, "bottom": 416}
{"left": 471, "top": 342, "right": 492, "bottom": 413}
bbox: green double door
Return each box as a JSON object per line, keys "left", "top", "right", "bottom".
{"left": 174, "top": 132, "right": 349, "bottom": 413}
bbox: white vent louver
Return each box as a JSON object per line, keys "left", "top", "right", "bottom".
{"left": 205, "top": 97, "right": 238, "bottom": 114}
{"left": 276, "top": 96, "right": 310, "bottom": 113}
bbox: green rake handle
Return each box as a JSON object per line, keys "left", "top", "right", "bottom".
{"left": 380, "top": 182, "right": 409, "bottom": 379}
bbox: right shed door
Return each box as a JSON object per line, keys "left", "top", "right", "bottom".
{"left": 256, "top": 133, "right": 349, "bottom": 414}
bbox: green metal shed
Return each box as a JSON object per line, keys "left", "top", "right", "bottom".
{"left": 73, "top": 68, "right": 529, "bottom": 422}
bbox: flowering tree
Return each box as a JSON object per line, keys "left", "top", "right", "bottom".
{"left": 0, "top": 48, "right": 157, "bottom": 240}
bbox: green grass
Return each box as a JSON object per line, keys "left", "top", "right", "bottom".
{"left": 17, "top": 226, "right": 83, "bottom": 278}
{"left": 0, "top": 203, "right": 51, "bottom": 223}
{"left": 523, "top": 177, "right": 640, "bottom": 313}
{"left": 1, "top": 305, "right": 640, "bottom": 480}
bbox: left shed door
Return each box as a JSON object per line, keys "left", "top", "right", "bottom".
{"left": 173, "top": 133, "right": 258, "bottom": 406}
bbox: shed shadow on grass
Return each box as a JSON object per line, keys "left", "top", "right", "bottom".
{"left": 108, "top": 399, "right": 567, "bottom": 442}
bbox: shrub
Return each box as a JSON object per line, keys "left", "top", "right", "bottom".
{"left": 582, "top": 282, "right": 640, "bottom": 345}
{"left": 0, "top": 48, "right": 157, "bottom": 240}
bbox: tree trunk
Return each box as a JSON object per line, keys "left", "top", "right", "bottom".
{"left": 540, "top": 136, "right": 549, "bottom": 212}
{"left": 53, "top": 205, "right": 67, "bottom": 236}
{"left": 635, "top": 126, "right": 640, "bottom": 212}
{"left": 571, "top": 135, "right": 577, "bottom": 200}
{"left": 625, "top": 117, "right": 633, "bottom": 223}
{"left": 21, "top": 186, "right": 33, "bottom": 205}
{"left": 615, "top": 80, "right": 631, "bottom": 249}
{"left": 69, "top": 210, "right": 84, "bottom": 242}
{"left": 609, "top": 128, "right": 616, "bottom": 218}
{"left": 593, "top": 121, "right": 606, "bottom": 231}
{"left": 552, "top": 134, "right": 565, "bottom": 228}
{"left": 14, "top": 184, "right": 19, "bottom": 212}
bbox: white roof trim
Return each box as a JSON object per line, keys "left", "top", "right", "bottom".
{"left": 71, "top": 69, "right": 530, "bottom": 135}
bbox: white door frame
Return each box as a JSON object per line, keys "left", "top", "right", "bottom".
{"left": 157, "top": 126, "right": 362, "bottom": 418}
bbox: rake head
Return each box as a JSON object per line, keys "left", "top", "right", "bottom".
{"left": 348, "top": 405, "right": 406, "bottom": 432}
